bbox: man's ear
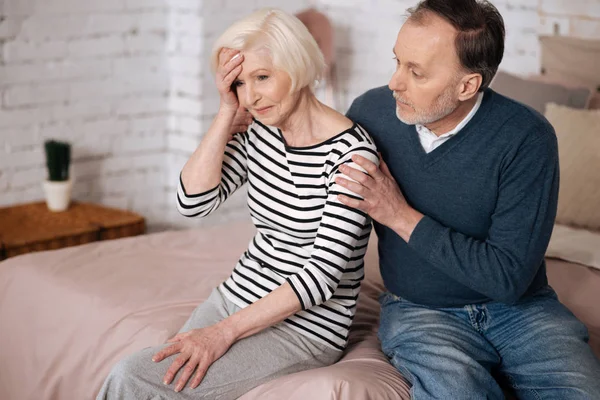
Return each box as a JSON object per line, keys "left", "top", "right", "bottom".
{"left": 458, "top": 73, "right": 482, "bottom": 101}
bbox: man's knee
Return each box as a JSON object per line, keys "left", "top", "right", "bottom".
{"left": 388, "top": 351, "right": 503, "bottom": 400}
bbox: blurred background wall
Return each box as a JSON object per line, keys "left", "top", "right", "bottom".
{"left": 1, "top": 0, "right": 599, "bottom": 231}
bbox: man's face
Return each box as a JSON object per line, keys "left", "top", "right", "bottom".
{"left": 388, "top": 13, "right": 464, "bottom": 126}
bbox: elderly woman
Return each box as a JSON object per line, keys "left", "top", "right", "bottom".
{"left": 97, "top": 8, "right": 378, "bottom": 400}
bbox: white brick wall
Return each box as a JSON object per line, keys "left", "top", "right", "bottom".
{"left": 1, "top": 0, "right": 599, "bottom": 232}
{"left": 318, "top": 0, "right": 600, "bottom": 111}
{"left": 0, "top": 0, "right": 171, "bottom": 231}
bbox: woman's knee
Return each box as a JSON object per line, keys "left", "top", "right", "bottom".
{"left": 106, "top": 348, "right": 156, "bottom": 388}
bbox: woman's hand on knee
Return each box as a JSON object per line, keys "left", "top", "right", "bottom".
{"left": 152, "top": 324, "right": 236, "bottom": 392}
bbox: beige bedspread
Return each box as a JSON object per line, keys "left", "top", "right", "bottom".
{"left": 0, "top": 220, "right": 598, "bottom": 400}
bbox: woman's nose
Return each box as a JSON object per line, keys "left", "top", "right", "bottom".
{"left": 245, "top": 86, "right": 259, "bottom": 106}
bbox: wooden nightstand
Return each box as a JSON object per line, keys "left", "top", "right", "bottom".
{"left": 0, "top": 201, "right": 146, "bottom": 260}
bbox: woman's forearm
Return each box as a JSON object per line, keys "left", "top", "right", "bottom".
{"left": 180, "top": 107, "right": 237, "bottom": 194}
{"left": 218, "top": 283, "right": 302, "bottom": 342}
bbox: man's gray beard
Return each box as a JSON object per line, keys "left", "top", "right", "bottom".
{"left": 395, "top": 87, "right": 459, "bottom": 126}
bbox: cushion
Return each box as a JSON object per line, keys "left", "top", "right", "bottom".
{"left": 547, "top": 224, "right": 600, "bottom": 270}
{"left": 544, "top": 103, "right": 600, "bottom": 230}
{"left": 529, "top": 74, "right": 600, "bottom": 110}
{"left": 490, "top": 71, "right": 590, "bottom": 114}
{"left": 539, "top": 35, "right": 600, "bottom": 110}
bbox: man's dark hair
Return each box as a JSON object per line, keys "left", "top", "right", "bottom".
{"left": 408, "top": 0, "right": 505, "bottom": 91}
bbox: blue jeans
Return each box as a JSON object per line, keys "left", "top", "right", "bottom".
{"left": 378, "top": 286, "right": 600, "bottom": 399}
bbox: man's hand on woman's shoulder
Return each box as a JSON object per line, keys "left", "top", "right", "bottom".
{"left": 336, "top": 155, "right": 424, "bottom": 242}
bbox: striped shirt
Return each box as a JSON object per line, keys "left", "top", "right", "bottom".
{"left": 177, "top": 120, "right": 379, "bottom": 350}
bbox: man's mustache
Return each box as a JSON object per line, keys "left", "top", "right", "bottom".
{"left": 392, "top": 92, "right": 413, "bottom": 107}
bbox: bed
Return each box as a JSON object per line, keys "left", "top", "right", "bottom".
{"left": 3, "top": 33, "right": 600, "bottom": 400}
{"left": 0, "top": 218, "right": 599, "bottom": 400}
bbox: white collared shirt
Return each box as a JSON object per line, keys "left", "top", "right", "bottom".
{"left": 416, "top": 93, "right": 484, "bottom": 153}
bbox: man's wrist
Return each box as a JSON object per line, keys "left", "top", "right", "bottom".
{"left": 391, "top": 205, "right": 424, "bottom": 242}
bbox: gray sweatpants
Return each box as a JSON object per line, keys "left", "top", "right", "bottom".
{"left": 96, "top": 287, "right": 342, "bottom": 400}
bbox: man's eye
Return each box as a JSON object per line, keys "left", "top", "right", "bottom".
{"left": 411, "top": 70, "right": 421, "bottom": 78}
{"left": 392, "top": 56, "right": 400, "bottom": 64}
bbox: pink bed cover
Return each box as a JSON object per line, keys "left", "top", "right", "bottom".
{"left": 0, "top": 220, "right": 597, "bottom": 400}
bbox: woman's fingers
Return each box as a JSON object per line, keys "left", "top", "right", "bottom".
{"left": 163, "top": 352, "right": 191, "bottom": 385}
{"left": 189, "top": 359, "right": 211, "bottom": 389}
{"left": 222, "top": 64, "right": 243, "bottom": 87}
{"left": 166, "top": 333, "right": 184, "bottom": 343}
{"left": 233, "top": 106, "right": 251, "bottom": 121}
{"left": 152, "top": 343, "right": 180, "bottom": 363}
{"left": 174, "top": 355, "right": 200, "bottom": 392}
{"left": 218, "top": 50, "right": 243, "bottom": 77}
{"left": 231, "top": 124, "right": 249, "bottom": 134}
{"left": 218, "top": 48, "right": 239, "bottom": 66}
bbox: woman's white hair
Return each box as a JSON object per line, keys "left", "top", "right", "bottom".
{"left": 210, "top": 8, "right": 326, "bottom": 93}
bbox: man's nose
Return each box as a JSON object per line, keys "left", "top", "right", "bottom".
{"left": 388, "top": 68, "right": 407, "bottom": 92}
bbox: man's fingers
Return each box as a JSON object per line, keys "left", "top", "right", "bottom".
{"left": 174, "top": 356, "right": 200, "bottom": 392}
{"left": 351, "top": 155, "right": 378, "bottom": 174}
{"left": 339, "top": 164, "right": 372, "bottom": 188}
{"left": 352, "top": 154, "right": 387, "bottom": 182}
{"left": 335, "top": 176, "right": 365, "bottom": 196}
{"left": 337, "top": 194, "right": 367, "bottom": 211}
{"left": 163, "top": 352, "right": 190, "bottom": 385}
{"left": 379, "top": 158, "right": 393, "bottom": 178}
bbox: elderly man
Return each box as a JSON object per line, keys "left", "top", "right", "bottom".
{"left": 335, "top": 0, "right": 600, "bottom": 399}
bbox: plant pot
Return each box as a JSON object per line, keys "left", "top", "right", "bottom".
{"left": 43, "top": 179, "right": 73, "bottom": 212}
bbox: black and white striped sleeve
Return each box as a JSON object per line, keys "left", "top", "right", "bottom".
{"left": 287, "top": 142, "right": 379, "bottom": 309}
{"left": 176, "top": 131, "right": 248, "bottom": 218}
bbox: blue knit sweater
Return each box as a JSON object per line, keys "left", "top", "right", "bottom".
{"left": 347, "top": 86, "right": 559, "bottom": 307}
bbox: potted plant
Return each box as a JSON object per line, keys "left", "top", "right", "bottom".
{"left": 43, "top": 139, "right": 73, "bottom": 212}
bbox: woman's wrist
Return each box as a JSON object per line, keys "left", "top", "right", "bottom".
{"left": 218, "top": 103, "right": 239, "bottom": 118}
{"left": 215, "top": 317, "right": 241, "bottom": 344}
{"left": 207, "top": 105, "right": 239, "bottom": 141}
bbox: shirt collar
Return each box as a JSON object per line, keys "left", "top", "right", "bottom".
{"left": 416, "top": 92, "right": 484, "bottom": 139}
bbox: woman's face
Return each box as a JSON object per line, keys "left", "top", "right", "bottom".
{"left": 233, "top": 49, "right": 299, "bottom": 127}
